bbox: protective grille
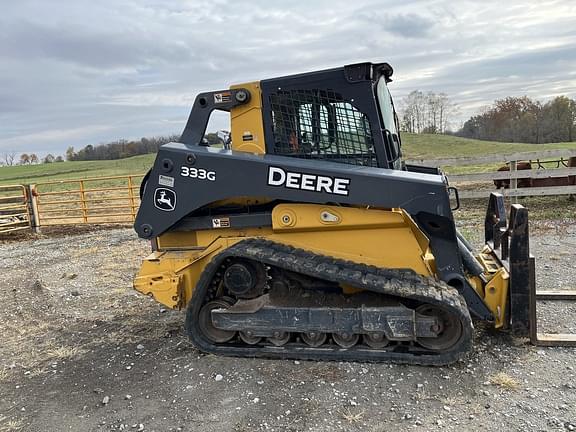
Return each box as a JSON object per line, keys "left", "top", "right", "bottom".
{"left": 269, "top": 89, "right": 377, "bottom": 167}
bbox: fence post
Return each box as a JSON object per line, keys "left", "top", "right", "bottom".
{"left": 509, "top": 159, "right": 518, "bottom": 204}
{"left": 79, "top": 180, "right": 88, "bottom": 223}
{"left": 127, "top": 176, "right": 136, "bottom": 221}
{"left": 27, "top": 184, "right": 41, "bottom": 233}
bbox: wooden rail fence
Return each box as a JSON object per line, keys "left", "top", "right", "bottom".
{"left": 407, "top": 149, "right": 576, "bottom": 200}
{"left": 0, "top": 184, "right": 31, "bottom": 234}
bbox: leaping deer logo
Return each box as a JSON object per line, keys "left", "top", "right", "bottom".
{"left": 154, "top": 188, "right": 176, "bottom": 211}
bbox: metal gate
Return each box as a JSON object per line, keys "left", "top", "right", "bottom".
{"left": 0, "top": 184, "right": 31, "bottom": 234}
{"left": 32, "top": 175, "right": 142, "bottom": 226}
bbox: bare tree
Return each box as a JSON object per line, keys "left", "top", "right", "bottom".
{"left": 43, "top": 154, "right": 55, "bottom": 163}
{"left": 2, "top": 152, "right": 16, "bottom": 166}
{"left": 400, "top": 91, "right": 457, "bottom": 134}
{"left": 30, "top": 153, "right": 39, "bottom": 164}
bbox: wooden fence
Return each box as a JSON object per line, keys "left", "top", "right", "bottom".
{"left": 407, "top": 149, "right": 576, "bottom": 200}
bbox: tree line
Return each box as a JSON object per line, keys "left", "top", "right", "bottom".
{"left": 0, "top": 133, "right": 229, "bottom": 166}
{"left": 66, "top": 135, "right": 180, "bottom": 161}
{"left": 457, "top": 96, "right": 576, "bottom": 143}
{"left": 398, "top": 91, "right": 576, "bottom": 145}
{"left": 1, "top": 152, "right": 64, "bottom": 166}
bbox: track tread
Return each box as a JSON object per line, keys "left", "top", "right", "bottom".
{"left": 185, "top": 238, "right": 473, "bottom": 365}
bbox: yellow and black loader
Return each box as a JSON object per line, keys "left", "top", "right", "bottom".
{"left": 132, "top": 62, "right": 573, "bottom": 365}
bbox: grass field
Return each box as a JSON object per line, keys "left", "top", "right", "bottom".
{"left": 0, "top": 154, "right": 154, "bottom": 186}
{"left": 1, "top": 134, "right": 576, "bottom": 187}
{"left": 401, "top": 133, "right": 576, "bottom": 160}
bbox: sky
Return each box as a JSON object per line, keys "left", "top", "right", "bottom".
{"left": 1, "top": 0, "right": 575, "bottom": 157}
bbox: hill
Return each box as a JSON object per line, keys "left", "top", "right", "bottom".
{"left": 0, "top": 154, "right": 154, "bottom": 187}
{"left": 401, "top": 133, "right": 576, "bottom": 160}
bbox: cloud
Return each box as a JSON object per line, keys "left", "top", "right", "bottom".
{"left": 1, "top": 125, "right": 114, "bottom": 150}
{"left": 382, "top": 13, "right": 435, "bottom": 38}
{"left": 0, "top": 0, "right": 575, "bottom": 155}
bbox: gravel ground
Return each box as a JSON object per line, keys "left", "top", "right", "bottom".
{"left": 0, "top": 222, "right": 575, "bottom": 432}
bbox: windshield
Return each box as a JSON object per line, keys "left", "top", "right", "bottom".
{"left": 376, "top": 78, "right": 398, "bottom": 135}
{"left": 376, "top": 77, "right": 400, "bottom": 161}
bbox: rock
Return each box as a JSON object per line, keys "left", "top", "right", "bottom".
{"left": 443, "top": 405, "right": 451, "bottom": 412}
{"left": 125, "top": 394, "right": 132, "bottom": 400}
{"left": 253, "top": 397, "right": 260, "bottom": 403}
{"left": 31, "top": 280, "right": 45, "bottom": 292}
{"left": 137, "top": 425, "right": 144, "bottom": 431}
{"left": 102, "top": 396, "right": 110, "bottom": 405}
{"left": 61, "top": 273, "right": 77, "bottom": 280}
{"left": 71, "top": 290, "right": 80, "bottom": 296}
{"left": 93, "top": 388, "right": 104, "bottom": 394}
{"left": 294, "top": 361, "right": 300, "bottom": 365}
{"left": 214, "top": 374, "right": 223, "bottom": 382}
{"left": 136, "top": 344, "right": 145, "bottom": 350}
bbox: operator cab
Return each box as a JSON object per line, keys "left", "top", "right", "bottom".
{"left": 261, "top": 62, "right": 402, "bottom": 170}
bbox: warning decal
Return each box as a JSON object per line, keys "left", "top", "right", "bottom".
{"left": 214, "top": 92, "right": 231, "bottom": 104}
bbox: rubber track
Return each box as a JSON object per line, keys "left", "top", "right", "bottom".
{"left": 185, "top": 238, "right": 473, "bottom": 366}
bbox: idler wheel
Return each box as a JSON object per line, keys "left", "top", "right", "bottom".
{"left": 198, "top": 299, "right": 236, "bottom": 343}
{"left": 415, "top": 304, "right": 463, "bottom": 351}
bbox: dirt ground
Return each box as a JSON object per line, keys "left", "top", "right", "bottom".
{"left": 0, "top": 221, "right": 575, "bottom": 432}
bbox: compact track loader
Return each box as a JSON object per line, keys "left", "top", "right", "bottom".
{"left": 133, "top": 62, "right": 573, "bottom": 365}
